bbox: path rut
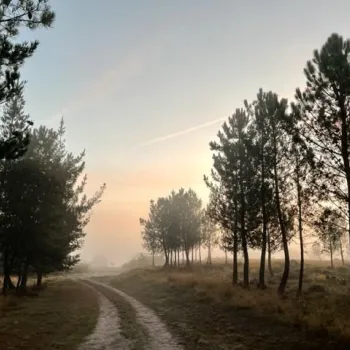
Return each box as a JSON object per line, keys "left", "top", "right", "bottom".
{"left": 78, "top": 281, "right": 129, "bottom": 350}
{"left": 84, "top": 279, "right": 184, "bottom": 350}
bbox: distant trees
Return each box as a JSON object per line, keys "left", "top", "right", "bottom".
{"left": 201, "top": 207, "right": 218, "bottom": 264}
{"left": 314, "top": 208, "right": 347, "bottom": 269}
{"left": 140, "top": 188, "right": 204, "bottom": 268}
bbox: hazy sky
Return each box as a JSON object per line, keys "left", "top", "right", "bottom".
{"left": 19, "top": 0, "right": 350, "bottom": 265}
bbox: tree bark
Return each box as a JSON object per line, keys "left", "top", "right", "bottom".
{"left": 267, "top": 228, "right": 274, "bottom": 277}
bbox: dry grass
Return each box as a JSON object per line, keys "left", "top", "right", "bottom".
{"left": 116, "top": 260, "right": 350, "bottom": 340}
{"left": 0, "top": 278, "right": 99, "bottom": 350}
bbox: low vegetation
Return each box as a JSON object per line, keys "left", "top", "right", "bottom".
{"left": 109, "top": 260, "right": 350, "bottom": 349}
{"left": 0, "top": 279, "right": 99, "bottom": 350}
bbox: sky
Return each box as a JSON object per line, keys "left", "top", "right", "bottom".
{"left": 18, "top": 0, "right": 350, "bottom": 265}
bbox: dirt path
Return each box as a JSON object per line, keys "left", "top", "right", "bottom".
{"left": 81, "top": 279, "right": 183, "bottom": 350}
{"left": 78, "top": 282, "right": 129, "bottom": 350}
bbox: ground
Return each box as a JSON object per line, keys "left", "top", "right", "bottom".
{"left": 100, "top": 259, "right": 350, "bottom": 350}
{"left": 1, "top": 260, "right": 350, "bottom": 349}
{"left": 0, "top": 278, "right": 99, "bottom": 350}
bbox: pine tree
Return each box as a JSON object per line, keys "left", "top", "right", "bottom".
{"left": 295, "top": 33, "right": 350, "bottom": 263}
{"left": 0, "top": 1, "right": 55, "bottom": 160}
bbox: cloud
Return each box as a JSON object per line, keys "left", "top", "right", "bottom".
{"left": 137, "top": 117, "right": 226, "bottom": 147}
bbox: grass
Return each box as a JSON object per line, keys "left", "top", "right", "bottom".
{"left": 106, "top": 259, "right": 350, "bottom": 350}
{"left": 0, "top": 278, "right": 99, "bottom": 350}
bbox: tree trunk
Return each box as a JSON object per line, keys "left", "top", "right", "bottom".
{"left": 272, "top": 126, "right": 290, "bottom": 296}
{"left": 259, "top": 132, "right": 267, "bottom": 289}
{"left": 19, "top": 261, "right": 29, "bottom": 291}
{"left": 339, "top": 239, "right": 345, "bottom": 266}
{"left": 267, "top": 228, "right": 274, "bottom": 277}
{"left": 330, "top": 241, "right": 334, "bottom": 269}
{"left": 224, "top": 250, "right": 228, "bottom": 264}
{"left": 2, "top": 249, "right": 15, "bottom": 295}
{"left": 191, "top": 247, "right": 194, "bottom": 263}
{"left": 239, "top": 159, "right": 249, "bottom": 287}
{"left": 185, "top": 247, "right": 191, "bottom": 268}
{"left": 164, "top": 250, "right": 169, "bottom": 267}
{"left": 339, "top": 100, "right": 350, "bottom": 266}
{"left": 233, "top": 190, "right": 239, "bottom": 285}
{"left": 207, "top": 242, "right": 212, "bottom": 264}
{"left": 36, "top": 271, "right": 43, "bottom": 288}
{"left": 152, "top": 252, "right": 155, "bottom": 268}
{"left": 199, "top": 245, "right": 202, "bottom": 264}
{"left": 296, "top": 164, "right": 304, "bottom": 295}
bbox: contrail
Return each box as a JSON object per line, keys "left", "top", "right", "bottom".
{"left": 138, "top": 117, "right": 227, "bottom": 147}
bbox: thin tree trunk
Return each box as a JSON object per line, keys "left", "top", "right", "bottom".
{"left": 207, "top": 242, "right": 212, "bottom": 264}
{"left": 185, "top": 247, "right": 191, "bottom": 268}
{"left": 233, "top": 185, "right": 239, "bottom": 285}
{"left": 339, "top": 239, "right": 345, "bottom": 266}
{"left": 199, "top": 245, "right": 202, "bottom": 264}
{"left": 152, "top": 252, "right": 155, "bottom": 268}
{"left": 339, "top": 101, "right": 350, "bottom": 266}
{"left": 2, "top": 248, "right": 14, "bottom": 295}
{"left": 36, "top": 271, "right": 43, "bottom": 288}
{"left": 330, "top": 241, "right": 334, "bottom": 269}
{"left": 272, "top": 126, "right": 290, "bottom": 295}
{"left": 239, "top": 150, "right": 249, "bottom": 288}
{"left": 224, "top": 250, "right": 228, "bottom": 264}
{"left": 267, "top": 228, "right": 274, "bottom": 277}
{"left": 259, "top": 129, "right": 267, "bottom": 289}
{"left": 19, "top": 261, "right": 29, "bottom": 291}
{"left": 296, "top": 163, "right": 304, "bottom": 295}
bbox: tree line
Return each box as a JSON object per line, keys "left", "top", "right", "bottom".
{"left": 141, "top": 32, "right": 350, "bottom": 296}
{"left": 0, "top": 1, "right": 105, "bottom": 294}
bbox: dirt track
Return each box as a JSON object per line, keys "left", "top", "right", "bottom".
{"left": 78, "top": 279, "right": 183, "bottom": 350}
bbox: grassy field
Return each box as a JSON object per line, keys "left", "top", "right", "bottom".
{"left": 0, "top": 278, "right": 99, "bottom": 350}
{"left": 106, "top": 259, "right": 350, "bottom": 350}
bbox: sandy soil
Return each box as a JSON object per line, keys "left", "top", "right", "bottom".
{"left": 78, "top": 282, "right": 130, "bottom": 350}
{"left": 79, "top": 279, "right": 183, "bottom": 350}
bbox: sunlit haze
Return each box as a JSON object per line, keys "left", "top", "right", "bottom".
{"left": 19, "top": 0, "right": 350, "bottom": 265}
